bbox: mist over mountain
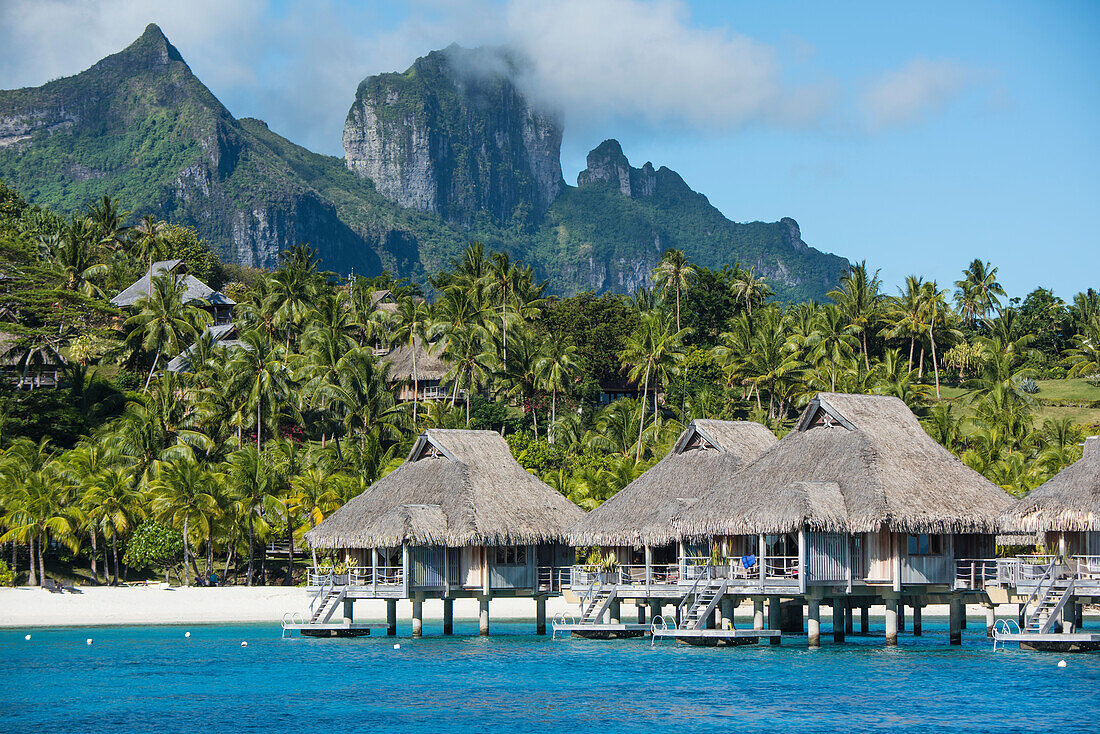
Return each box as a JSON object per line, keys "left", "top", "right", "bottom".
{"left": 0, "top": 24, "right": 848, "bottom": 299}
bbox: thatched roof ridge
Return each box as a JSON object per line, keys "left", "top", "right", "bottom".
{"left": 383, "top": 337, "right": 449, "bottom": 381}
{"left": 676, "top": 393, "right": 1013, "bottom": 539}
{"left": 306, "top": 429, "right": 583, "bottom": 548}
{"left": 569, "top": 420, "right": 777, "bottom": 547}
{"left": 111, "top": 260, "right": 234, "bottom": 308}
{"left": 1001, "top": 437, "right": 1100, "bottom": 532}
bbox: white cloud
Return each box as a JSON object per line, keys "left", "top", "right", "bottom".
{"left": 861, "top": 58, "right": 977, "bottom": 129}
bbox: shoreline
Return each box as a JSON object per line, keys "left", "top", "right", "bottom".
{"left": 0, "top": 585, "right": 1035, "bottom": 629}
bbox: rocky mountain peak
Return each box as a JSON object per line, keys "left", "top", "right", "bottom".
{"left": 342, "top": 45, "right": 564, "bottom": 229}
{"left": 577, "top": 139, "right": 656, "bottom": 199}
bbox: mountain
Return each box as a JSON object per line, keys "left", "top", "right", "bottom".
{"left": 0, "top": 25, "right": 848, "bottom": 300}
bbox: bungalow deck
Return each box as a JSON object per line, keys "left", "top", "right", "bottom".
{"left": 281, "top": 621, "right": 388, "bottom": 638}
{"left": 651, "top": 628, "right": 781, "bottom": 646}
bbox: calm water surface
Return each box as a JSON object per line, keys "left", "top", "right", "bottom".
{"left": 1, "top": 617, "right": 1097, "bottom": 733}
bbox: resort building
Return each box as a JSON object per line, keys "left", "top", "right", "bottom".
{"left": 565, "top": 420, "right": 776, "bottom": 635}
{"left": 988, "top": 436, "right": 1100, "bottom": 650}
{"left": 111, "top": 259, "right": 235, "bottom": 324}
{"left": 302, "top": 429, "right": 583, "bottom": 637}
{"left": 166, "top": 323, "right": 246, "bottom": 373}
{"left": 0, "top": 332, "right": 66, "bottom": 389}
{"left": 381, "top": 337, "right": 457, "bottom": 403}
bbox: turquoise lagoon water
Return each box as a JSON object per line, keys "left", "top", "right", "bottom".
{"left": 2, "top": 618, "right": 1098, "bottom": 733}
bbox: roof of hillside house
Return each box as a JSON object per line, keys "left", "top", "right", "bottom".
{"left": 305, "top": 429, "right": 584, "bottom": 548}
{"left": 0, "top": 331, "right": 67, "bottom": 369}
{"left": 166, "top": 323, "right": 246, "bottom": 373}
{"left": 111, "top": 260, "right": 235, "bottom": 308}
{"left": 569, "top": 420, "right": 778, "bottom": 547}
{"left": 371, "top": 289, "right": 399, "bottom": 314}
{"left": 675, "top": 393, "right": 1014, "bottom": 538}
{"left": 383, "top": 337, "right": 449, "bottom": 382}
{"left": 1001, "top": 437, "right": 1100, "bottom": 532}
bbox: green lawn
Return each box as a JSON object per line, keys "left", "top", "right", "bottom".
{"left": 930, "top": 378, "right": 1100, "bottom": 436}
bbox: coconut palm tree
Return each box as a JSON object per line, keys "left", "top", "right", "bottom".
{"left": 534, "top": 332, "right": 581, "bottom": 443}
{"left": 620, "top": 311, "right": 687, "bottom": 460}
{"left": 651, "top": 249, "right": 696, "bottom": 331}
{"left": 224, "top": 447, "right": 282, "bottom": 586}
{"left": 881, "top": 275, "right": 926, "bottom": 372}
{"left": 226, "top": 330, "right": 293, "bottom": 450}
{"left": 388, "top": 295, "right": 431, "bottom": 424}
{"left": 805, "top": 304, "right": 859, "bottom": 391}
{"left": 125, "top": 273, "right": 211, "bottom": 390}
{"left": 49, "top": 216, "right": 108, "bottom": 295}
{"left": 954, "top": 259, "right": 1005, "bottom": 325}
{"left": 149, "top": 456, "right": 221, "bottom": 586}
{"left": 730, "top": 265, "right": 772, "bottom": 321}
{"left": 829, "top": 261, "right": 883, "bottom": 370}
{"left": 82, "top": 467, "right": 142, "bottom": 585}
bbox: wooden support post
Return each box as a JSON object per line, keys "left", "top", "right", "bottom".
{"left": 898, "top": 602, "right": 905, "bottom": 632}
{"left": 479, "top": 595, "right": 490, "bottom": 636}
{"left": 960, "top": 604, "right": 967, "bottom": 630}
{"left": 342, "top": 598, "right": 354, "bottom": 624}
{"left": 949, "top": 598, "right": 962, "bottom": 645}
{"left": 844, "top": 603, "right": 853, "bottom": 634}
{"left": 706, "top": 608, "right": 717, "bottom": 630}
{"left": 386, "top": 599, "right": 397, "bottom": 636}
{"left": 860, "top": 604, "right": 869, "bottom": 634}
{"left": 536, "top": 597, "right": 547, "bottom": 636}
{"left": 411, "top": 599, "right": 423, "bottom": 638}
{"left": 753, "top": 599, "right": 765, "bottom": 630}
{"left": 443, "top": 598, "right": 454, "bottom": 635}
{"left": 832, "top": 600, "right": 845, "bottom": 643}
{"left": 767, "top": 596, "right": 781, "bottom": 645}
{"left": 807, "top": 599, "right": 821, "bottom": 648}
{"left": 650, "top": 600, "right": 661, "bottom": 625}
{"left": 912, "top": 604, "right": 922, "bottom": 636}
{"left": 636, "top": 602, "right": 646, "bottom": 625}
{"left": 609, "top": 599, "right": 621, "bottom": 625}
{"left": 885, "top": 599, "right": 898, "bottom": 646}
{"left": 1074, "top": 602, "right": 1084, "bottom": 630}
{"left": 986, "top": 605, "right": 996, "bottom": 638}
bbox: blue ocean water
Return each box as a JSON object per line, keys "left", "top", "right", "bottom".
{"left": 1, "top": 617, "right": 1097, "bottom": 733}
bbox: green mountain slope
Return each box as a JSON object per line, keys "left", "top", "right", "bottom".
{"left": 0, "top": 26, "right": 848, "bottom": 299}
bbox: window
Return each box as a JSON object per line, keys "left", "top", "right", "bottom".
{"left": 495, "top": 546, "right": 528, "bottom": 565}
{"left": 907, "top": 534, "right": 943, "bottom": 556}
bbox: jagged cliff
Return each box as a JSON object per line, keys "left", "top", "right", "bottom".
{"left": 0, "top": 27, "right": 848, "bottom": 300}
{"left": 343, "top": 46, "right": 564, "bottom": 228}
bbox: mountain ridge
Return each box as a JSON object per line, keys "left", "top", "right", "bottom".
{"left": 0, "top": 24, "right": 848, "bottom": 299}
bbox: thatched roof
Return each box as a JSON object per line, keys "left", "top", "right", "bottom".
{"left": 675, "top": 393, "right": 1014, "bottom": 538}
{"left": 0, "top": 331, "right": 66, "bottom": 369}
{"left": 1001, "top": 437, "right": 1100, "bottom": 532}
{"left": 383, "top": 337, "right": 449, "bottom": 382}
{"left": 569, "top": 420, "right": 778, "bottom": 547}
{"left": 305, "top": 429, "right": 584, "bottom": 548}
{"left": 111, "top": 260, "right": 234, "bottom": 308}
{"left": 166, "top": 324, "right": 246, "bottom": 373}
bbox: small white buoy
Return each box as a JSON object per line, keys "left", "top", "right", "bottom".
{"left": 24, "top": 634, "right": 30, "bottom": 641}
{"left": 184, "top": 632, "right": 191, "bottom": 638}
{"left": 393, "top": 643, "right": 400, "bottom": 649}
{"left": 241, "top": 641, "right": 248, "bottom": 647}
{"left": 1058, "top": 659, "right": 1067, "bottom": 668}
{"left": 86, "top": 638, "right": 93, "bottom": 646}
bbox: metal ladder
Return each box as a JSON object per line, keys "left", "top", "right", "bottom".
{"left": 680, "top": 579, "right": 728, "bottom": 630}
{"left": 309, "top": 586, "right": 346, "bottom": 624}
{"left": 1024, "top": 578, "right": 1074, "bottom": 634}
{"left": 579, "top": 582, "right": 616, "bottom": 624}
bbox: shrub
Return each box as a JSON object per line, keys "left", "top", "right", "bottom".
{"left": 1019, "top": 378, "right": 1040, "bottom": 394}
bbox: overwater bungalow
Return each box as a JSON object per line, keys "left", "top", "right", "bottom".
{"left": 668, "top": 393, "right": 1014, "bottom": 646}
{"left": 564, "top": 420, "right": 776, "bottom": 634}
{"left": 301, "top": 429, "right": 583, "bottom": 637}
{"left": 990, "top": 436, "right": 1100, "bottom": 650}
{"left": 111, "top": 259, "right": 235, "bottom": 324}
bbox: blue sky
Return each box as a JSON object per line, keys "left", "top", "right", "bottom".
{"left": 1, "top": 0, "right": 1097, "bottom": 301}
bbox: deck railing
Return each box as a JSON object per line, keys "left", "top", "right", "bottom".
{"left": 536, "top": 566, "right": 570, "bottom": 593}
{"left": 955, "top": 554, "right": 1100, "bottom": 590}
{"left": 954, "top": 558, "right": 1000, "bottom": 589}
{"left": 307, "top": 566, "right": 404, "bottom": 588}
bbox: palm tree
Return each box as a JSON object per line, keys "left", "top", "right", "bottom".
{"left": 920, "top": 280, "right": 953, "bottom": 399}
{"left": 149, "top": 456, "right": 220, "bottom": 586}
{"left": 131, "top": 215, "right": 168, "bottom": 270}
{"left": 730, "top": 265, "right": 772, "bottom": 321}
{"left": 50, "top": 216, "right": 108, "bottom": 295}
{"left": 225, "top": 447, "right": 282, "bottom": 586}
{"left": 652, "top": 249, "right": 696, "bottom": 331}
{"left": 954, "top": 259, "right": 1005, "bottom": 325}
{"left": 805, "top": 304, "right": 859, "bottom": 391}
{"left": 534, "top": 332, "right": 581, "bottom": 443}
{"left": 1064, "top": 314, "right": 1100, "bottom": 377}
{"left": 389, "top": 295, "right": 431, "bottom": 424}
{"left": 287, "top": 467, "right": 342, "bottom": 567}
{"left": 322, "top": 348, "right": 404, "bottom": 457}
{"left": 82, "top": 467, "right": 142, "bottom": 585}
{"left": 0, "top": 438, "right": 67, "bottom": 585}
{"left": 829, "top": 261, "right": 883, "bottom": 370}
{"left": 881, "top": 275, "right": 926, "bottom": 372}
{"left": 620, "top": 311, "right": 687, "bottom": 460}
{"left": 226, "top": 330, "right": 293, "bottom": 450}
{"left": 125, "top": 273, "right": 211, "bottom": 390}
{"left": 86, "top": 194, "right": 131, "bottom": 253}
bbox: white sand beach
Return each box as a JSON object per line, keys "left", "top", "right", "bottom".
{"left": 0, "top": 585, "right": 1034, "bottom": 629}
{"left": 0, "top": 585, "right": 574, "bottom": 628}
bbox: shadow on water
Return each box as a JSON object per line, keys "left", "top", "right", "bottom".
{"left": 1, "top": 618, "right": 1098, "bottom": 733}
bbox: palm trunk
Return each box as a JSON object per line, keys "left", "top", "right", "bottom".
{"left": 862, "top": 331, "right": 870, "bottom": 370}
{"left": 143, "top": 347, "right": 162, "bottom": 392}
{"left": 223, "top": 545, "right": 233, "bottom": 582}
{"left": 411, "top": 340, "right": 419, "bottom": 425}
{"left": 182, "top": 515, "right": 190, "bottom": 586}
{"left": 930, "top": 317, "right": 941, "bottom": 400}
{"left": 256, "top": 400, "right": 262, "bottom": 451}
{"left": 918, "top": 346, "right": 925, "bottom": 379}
{"left": 37, "top": 531, "right": 45, "bottom": 586}
{"left": 247, "top": 512, "right": 255, "bottom": 586}
{"left": 636, "top": 366, "right": 650, "bottom": 462}
{"left": 27, "top": 538, "right": 37, "bottom": 586}
{"left": 112, "top": 535, "right": 120, "bottom": 586}
{"left": 89, "top": 530, "right": 98, "bottom": 583}
{"left": 908, "top": 337, "right": 915, "bottom": 373}
{"left": 675, "top": 287, "right": 681, "bottom": 332}
{"left": 550, "top": 387, "right": 557, "bottom": 444}
{"left": 285, "top": 525, "right": 295, "bottom": 586}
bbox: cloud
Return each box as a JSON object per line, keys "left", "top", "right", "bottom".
{"left": 861, "top": 58, "right": 977, "bottom": 129}
{"left": 502, "top": 0, "right": 834, "bottom": 129}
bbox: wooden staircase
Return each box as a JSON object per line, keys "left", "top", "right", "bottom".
{"left": 1025, "top": 578, "right": 1074, "bottom": 634}
{"left": 680, "top": 579, "right": 728, "bottom": 630}
{"left": 579, "top": 586, "right": 616, "bottom": 625}
{"left": 310, "top": 587, "right": 346, "bottom": 625}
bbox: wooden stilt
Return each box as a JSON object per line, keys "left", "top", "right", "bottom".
{"left": 753, "top": 599, "right": 764, "bottom": 630}
{"left": 386, "top": 599, "right": 397, "bottom": 636}
{"left": 860, "top": 604, "right": 869, "bottom": 634}
{"left": 767, "top": 596, "right": 781, "bottom": 645}
{"left": 949, "top": 598, "right": 962, "bottom": 645}
{"left": 912, "top": 604, "right": 922, "bottom": 636}
{"left": 479, "top": 596, "right": 489, "bottom": 636}
{"left": 885, "top": 599, "right": 898, "bottom": 646}
{"left": 536, "top": 597, "right": 546, "bottom": 636}
{"left": 807, "top": 599, "right": 821, "bottom": 648}
{"left": 411, "top": 599, "right": 423, "bottom": 638}
{"left": 443, "top": 598, "right": 454, "bottom": 635}
{"left": 832, "top": 600, "right": 845, "bottom": 643}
